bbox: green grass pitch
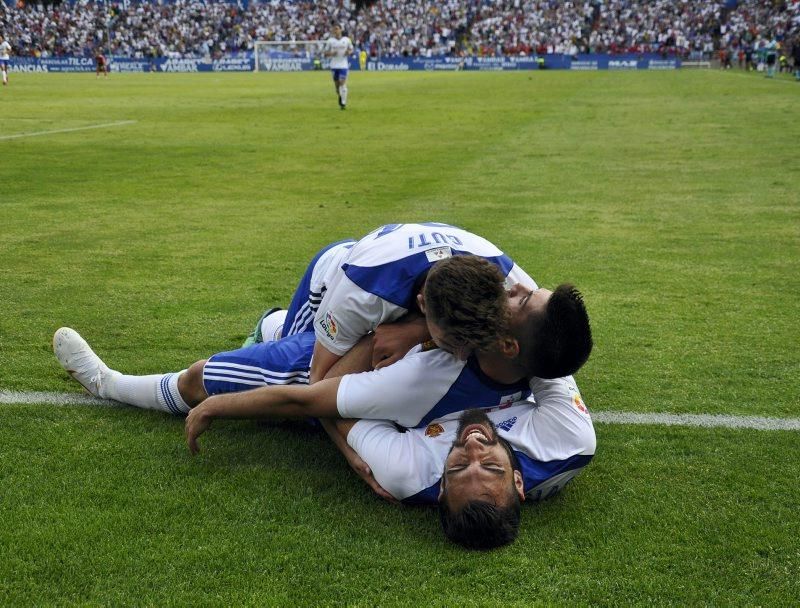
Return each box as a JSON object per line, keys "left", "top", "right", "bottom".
{"left": 1, "top": 70, "right": 798, "bottom": 605}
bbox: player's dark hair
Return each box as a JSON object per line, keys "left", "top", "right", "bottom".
{"left": 424, "top": 255, "right": 510, "bottom": 354}
{"left": 520, "top": 284, "right": 592, "bottom": 379}
{"left": 438, "top": 495, "right": 521, "bottom": 550}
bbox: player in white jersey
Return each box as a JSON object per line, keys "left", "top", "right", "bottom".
{"left": 0, "top": 35, "right": 12, "bottom": 86}
{"left": 53, "top": 227, "right": 591, "bottom": 436}
{"left": 345, "top": 377, "right": 595, "bottom": 548}
{"left": 180, "top": 256, "right": 591, "bottom": 439}
{"left": 345, "top": 377, "right": 594, "bottom": 505}
{"left": 53, "top": 255, "right": 558, "bottom": 425}
{"left": 323, "top": 25, "right": 354, "bottom": 109}
{"left": 256, "top": 222, "right": 537, "bottom": 385}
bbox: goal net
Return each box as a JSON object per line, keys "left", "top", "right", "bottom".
{"left": 253, "top": 41, "right": 325, "bottom": 72}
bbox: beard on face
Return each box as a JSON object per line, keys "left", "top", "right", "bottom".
{"left": 452, "top": 408, "right": 499, "bottom": 447}
{"left": 449, "top": 409, "right": 521, "bottom": 473}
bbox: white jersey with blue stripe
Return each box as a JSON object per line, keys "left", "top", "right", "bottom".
{"left": 336, "top": 342, "right": 531, "bottom": 429}
{"left": 314, "top": 222, "right": 535, "bottom": 356}
{"left": 345, "top": 376, "right": 595, "bottom": 504}
{"left": 325, "top": 36, "right": 353, "bottom": 69}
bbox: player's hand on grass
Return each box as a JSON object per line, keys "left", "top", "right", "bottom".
{"left": 344, "top": 449, "right": 398, "bottom": 504}
{"left": 185, "top": 402, "right": 213, "bottom": 455}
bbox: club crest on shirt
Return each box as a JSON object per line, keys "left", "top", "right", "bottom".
{"left": 573, "top": 392, "right": 587, "bottom": 414}
{"left": 425, "top": 246, "right": 452, "bottom": 263}
{"left": 425, "top": 423, "right": 444, "bottom": 438}
{"left": 318, "top": 311, "right": 339, "bottom": 341}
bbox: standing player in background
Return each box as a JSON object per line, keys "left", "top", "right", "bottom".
{"left": 323, "top": 24, "right": 354, "bottom": 110}
{"left": 96, "top": 49, "right": 109, "bottom": 78}
{"left": 0, "top": 34, "right": 12, "bottom": 86}
{"left": 794, "top": 37, "right": 800, "bottom": 82}
{"left": 765, "top": 37, "right": 778, "bottom": 78}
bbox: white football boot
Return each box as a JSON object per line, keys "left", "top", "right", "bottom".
{"left": 53, "top": 327, "right": 113, "bottom": 397}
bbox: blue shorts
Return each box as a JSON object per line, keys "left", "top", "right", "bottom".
{"left": 0, "top": 60, "right": 8, "bottom": 69}
{"left": 282, "top": 238, "right": 354, "bottom": 337}
{"left": 203, "top": 332, "right": 315, "bottom": 396}
{"left": 331, "top": 68, "right": 348, "bottom": 82}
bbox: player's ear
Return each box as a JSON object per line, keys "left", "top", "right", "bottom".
{"left": 499, "top": 336, "right": 520, "bottom": 359}
{"left": 417, "top": 292, "right": 427, "bottom": 314}
{"left": 438, "top": 477, "right": 446, "bottom": 501}
{"left": 513, "top": 470, "right": 525, "bottom": 502}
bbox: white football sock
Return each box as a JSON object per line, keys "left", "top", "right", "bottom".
{"left": 260, "top": 309, "right": 288, "bottom": 342}
{"left": 104, "top": 370, "right": 191, "bottom": 416}
{"left": 340, "top": 85, "right": 348, "bottom": 105}
{"left": 2, "top": 71, "right": 7, "bottom": 84}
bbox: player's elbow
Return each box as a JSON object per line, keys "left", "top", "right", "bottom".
{"left": 294, "top": 378, "right": 341, "bottom": 418}
{"left": 578, "top": 423, "right": 596, "bottom": 456}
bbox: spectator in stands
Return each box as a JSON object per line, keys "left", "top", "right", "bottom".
{"left": 2, "top": 0, "right": 798, "bottom": 62}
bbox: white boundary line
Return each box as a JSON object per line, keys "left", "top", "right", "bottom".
{"left": 0, "top": 120, "right": 137, "bottom": 141}
{"left": 1, "top": 391, "right": 119, "bottom": 407}
{"left": 1, "top": 391, "right": 799, "bottom": 431}
{"left": 591, "top": 410, "right": 800, "bottom": 432}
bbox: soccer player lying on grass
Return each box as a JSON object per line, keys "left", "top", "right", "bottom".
{"left": 54, "top": 256, "right": 594, "bottom": 548}
{"left": 328, "top": 384, "right": 594, "bottom": 549}
{"left": 243, "top": 321, "right": 594, "bottom": 548}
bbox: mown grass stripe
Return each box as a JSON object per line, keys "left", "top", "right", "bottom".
{"left": 3, "top": 391, "right": 799, "bottom": 431}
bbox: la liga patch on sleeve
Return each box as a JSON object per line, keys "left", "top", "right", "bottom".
{"left": 318, "top": 311, "right": 339, "bottom": 341}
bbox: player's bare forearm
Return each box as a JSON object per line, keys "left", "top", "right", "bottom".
{"left": 208, "top": 379, "right": 339, "bottom": 419}
{"left": 185, "top": 378, "right": 340, "bottom": 454}
{"left": 321, "top": 418, "right": 397, "bottom": 503}
{"left": 327, "top": 333, "right": 375, "bottom": 376}
{"left": 309, "top": 340, "right": 344, "bottom": 384}
{"left": 320, "top": 418, "right": 355, "bottom": 453}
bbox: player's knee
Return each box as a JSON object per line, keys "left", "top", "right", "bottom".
{"left": 179, "top": 360, "right": 209, "bottom": 407}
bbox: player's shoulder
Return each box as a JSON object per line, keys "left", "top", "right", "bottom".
{"left": 388, "top": 344, "right": 467, "bottom": 376}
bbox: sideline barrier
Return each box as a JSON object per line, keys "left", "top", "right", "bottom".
{"left": 9, "top": 53, "right": 680, "bottom": 73}
{"left": 367, "top": 54, "right": 679, "bottom": 71}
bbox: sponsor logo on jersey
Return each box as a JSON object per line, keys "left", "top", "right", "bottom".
{"left": 497, "top": 416, "right": 518, "bottom": 432}
{"left": 573, "top": 392, "right": 587, "bottom": 413}
{"left": 318, "top": 311, "right": 339, "bottom": 341}
{"left": 425, "top": 246, "right": 452, "bottom": 263}
{"left": 425, "top": 423, "right": 444, "bottom": 438}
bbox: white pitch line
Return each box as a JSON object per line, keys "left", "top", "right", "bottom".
{"left": 0, "top": 391, "right": 120, "bottom": 407}
{"left": 2, "top": 391, "right": 799, "bottom": 431}
{"left": 0, "top": 120, "right": 137, "bottom": 141}
{"left": 589, "top": 411, "right": 800, "bottom": 431}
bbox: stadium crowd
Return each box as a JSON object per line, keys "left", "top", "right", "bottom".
{"left": 1, "top": 0, "right": 798, "bottom": 60}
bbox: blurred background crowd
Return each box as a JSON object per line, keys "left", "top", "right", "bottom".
{"left": 1, "top": 0, "right": 798, "bottom": 61}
